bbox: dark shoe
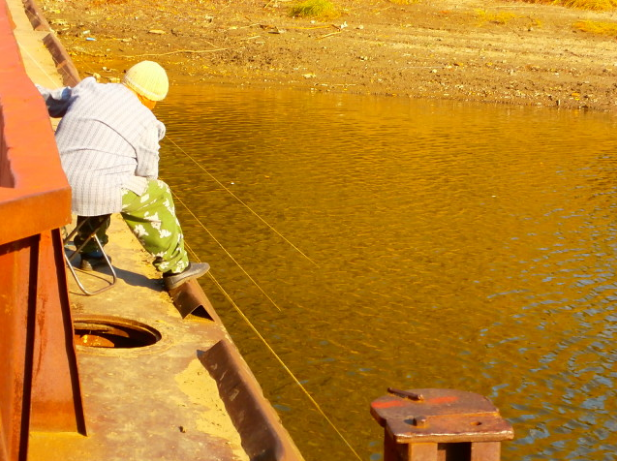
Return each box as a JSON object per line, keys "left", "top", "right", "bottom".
{"left": 80, "top": 250, "right": 111, "bottom": 271}
{"left": 163, "top": 262, "right": 210, "bottom": 291}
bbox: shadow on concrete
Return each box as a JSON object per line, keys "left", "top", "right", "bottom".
{"left": 66, "top": 263, "right": 158, "bottom": 293}
{"left": 113, "top": 266, "right": 161, "bottom": 289}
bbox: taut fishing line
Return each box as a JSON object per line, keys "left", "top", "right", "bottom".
{"left": 182, "top": 238, "right": 363, "bottom": 461}
{"left": 171, "top": 191, "right": 284, "bottom": 312}
{"left": 18, "top": 44, "right": 61, "bottom": 87}
{"left": 23, "top": 47, "right": 360, "bottom": 460}
{"left": 166, "top": 136, "right": 318, "bottom": 267}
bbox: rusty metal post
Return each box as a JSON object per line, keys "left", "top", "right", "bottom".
{"left": 371, "top": 388, "right": 514, "bottom": 461}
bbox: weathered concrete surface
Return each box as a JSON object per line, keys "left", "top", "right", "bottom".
{"left": 28, "top": 215, "right": 250, "bottom": 461}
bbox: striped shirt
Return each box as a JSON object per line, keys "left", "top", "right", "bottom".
{"left": 37, "top": 77, "right": 166, "bottom": 216}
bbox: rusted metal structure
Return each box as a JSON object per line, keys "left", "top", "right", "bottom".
{"left": 0, "top": 1, "right": 84, "bottom": 459}
{"left": 371, "top": 388, "right": 514, "bottom": 461}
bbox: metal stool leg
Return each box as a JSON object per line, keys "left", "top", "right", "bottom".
{"left": 63, "top": 216, "right": 117, "bottom": 296}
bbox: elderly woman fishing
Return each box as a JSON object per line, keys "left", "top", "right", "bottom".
{"left": 36, "top": 60, "right": 209, "bottom": 291}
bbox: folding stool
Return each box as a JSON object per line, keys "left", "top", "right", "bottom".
{"left": 63, "top": 215, "right": 117, "bottom": 296}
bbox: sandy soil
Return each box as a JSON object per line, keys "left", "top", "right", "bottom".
{"left": 37, "top": 0, "right": 617, "bottom": 112}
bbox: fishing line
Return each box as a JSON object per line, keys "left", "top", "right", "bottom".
{"left": 24, "top": 29, "right": 361, "bottom": 461}
{"left": 167, "top": 111, "right": 362, "bottom": 457}
{"left": 17, "top": 42, "right": 62, "bottom": 87}
{"left": 166, "top": 136, "right": 318, "bottom": 267}
{"left": 27, "top": 43, "right": 317, "bottom": 270}
{"left": 22, "top": 45, "right": 288, "bottom": 314}
{"left": 171, "top": 191, "right": 284, "bottom": 312}
{"left": 27, "top": 44, "right": 354, "bottom": 453}
{"left": 182, "top": 240, "right": 363, "bottom": 461}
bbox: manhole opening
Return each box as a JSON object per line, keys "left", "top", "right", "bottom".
{"left": 73, "top": 316, "right": 161, "bottom": 349}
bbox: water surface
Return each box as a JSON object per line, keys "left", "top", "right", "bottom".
{"left": 157, "top": 86, "right": 617, "bottom": 461}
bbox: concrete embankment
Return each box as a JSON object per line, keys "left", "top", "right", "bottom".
{"left": 1, "top": 0, "right": 304, "bottom": 459}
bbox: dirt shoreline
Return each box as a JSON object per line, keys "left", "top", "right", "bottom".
{"left": 38, "top": 0, "right": 617, "bottom": 112}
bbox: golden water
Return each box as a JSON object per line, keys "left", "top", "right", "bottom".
{"left": 157, "top": 85, "right": 617, "bottom": 461}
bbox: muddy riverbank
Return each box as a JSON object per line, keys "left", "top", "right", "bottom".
{"left": 38, "top": 0, "right": 617, "bottom": 112}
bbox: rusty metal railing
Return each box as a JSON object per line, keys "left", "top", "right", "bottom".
{"left": 0, "top": 1, "right": 86, "bottom": 460}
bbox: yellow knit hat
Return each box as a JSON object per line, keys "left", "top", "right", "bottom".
{"left": 122, "top": 61, "right": 169, "bottom": 102}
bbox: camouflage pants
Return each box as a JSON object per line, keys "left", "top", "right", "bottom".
{"left": 76, "top": 179, "right": 189, "bottom": 274}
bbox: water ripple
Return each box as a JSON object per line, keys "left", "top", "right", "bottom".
{"left": 159, "top": 85, "right": 617, "bottom": 461}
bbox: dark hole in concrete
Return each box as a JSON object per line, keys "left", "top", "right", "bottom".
{"left": 73, "top": 315, "right": 161, "bottom": 348}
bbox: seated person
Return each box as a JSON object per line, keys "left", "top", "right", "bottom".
{"left": 37, "top": 61, "right": 209, "bottom": 291}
